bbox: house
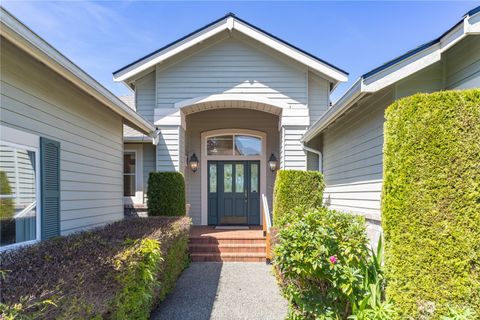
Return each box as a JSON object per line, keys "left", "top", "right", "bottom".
{"left": 114, "top": 13, "right": 349, "bottom": 225}
{"left": 0, "top": 8, "right": 155, "bottom": 249}
{"left": 302, "top": 7, "right": 480, "bottom": 241}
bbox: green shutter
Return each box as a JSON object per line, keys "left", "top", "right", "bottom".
{"left": 40, "top": 137, "right": 60, "bottom": 240}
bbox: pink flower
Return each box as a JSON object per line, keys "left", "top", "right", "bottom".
{"left": 329, "top": 256, "right": 338, "bottom": 264}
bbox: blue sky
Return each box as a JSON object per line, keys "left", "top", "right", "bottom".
{"left": 3, "top": 1, "right": 478, "bottom": 101}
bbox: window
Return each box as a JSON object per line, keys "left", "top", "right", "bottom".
{"left": 123, "top": 152, "right": 136, "bottom": 197}
{"left": 207, "top": 135, "right": 261, "bottom": 156}
{"left": 0, "top": 143, "right": 38, "bottom": 248}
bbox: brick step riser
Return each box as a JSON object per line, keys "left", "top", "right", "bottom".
{"left": 189, "top": 238, "right": 266, "bottom": 245}
{"left": 191, "top": 256, "right": 266, "bottom": 262}
{"left": 189, "top": 246, "right": 266, "bottom": 254}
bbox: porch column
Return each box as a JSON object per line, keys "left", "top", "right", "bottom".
{"left": 154, "top": 108, "right": 186, "bottom": 173}
{"left": 280, "top": 108, "right": 310, "bottom": 170}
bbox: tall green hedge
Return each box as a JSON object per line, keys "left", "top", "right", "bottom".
{"left": 273, "top": 170, "right": 324, "bottom": 226}
{"left": 382, "top": 89, "right": 480, "bottom": 318}
{"left": 147, "top": 172, "right": 186, "bottom": 216}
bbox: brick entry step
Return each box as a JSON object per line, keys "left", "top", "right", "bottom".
{"left": 189, "top": 226, "right": 267, "bottom": 262}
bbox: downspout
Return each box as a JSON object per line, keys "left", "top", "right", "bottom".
{"left": 302, "top": 143, "right": 323, "bottom": 173}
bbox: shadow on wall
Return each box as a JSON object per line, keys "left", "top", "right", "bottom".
{"left": 157, "top": 132, "right": 178, "bottom": 172}
{"left": 152, "top": 263, "right": 222, "bottom": 320}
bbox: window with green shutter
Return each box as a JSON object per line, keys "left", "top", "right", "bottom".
{"left": 40, "top": 137, "right": 60, "bottom": 240}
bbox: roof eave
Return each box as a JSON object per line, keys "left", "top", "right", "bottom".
{"left": 113, "top": 14, "right": 348, "bottom": 84}
{"left": 303, "top": 6, "right": 480, "bottom": 142}
{"left": 0, "top": 8, "right": 155, "bottom": 135}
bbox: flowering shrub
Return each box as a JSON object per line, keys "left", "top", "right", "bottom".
{"left": 274, "top": 207, "right": 372, "bottom": 319}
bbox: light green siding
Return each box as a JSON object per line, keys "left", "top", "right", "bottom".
{"left": 1, "top": 38, "right": 124, "bottom": 235}
{"left": 445, "top": 35, "right": 480, "bottom": 89}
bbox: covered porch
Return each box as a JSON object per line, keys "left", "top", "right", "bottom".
{"left": 123, "top": 94, "right": 311, "bottom": 226}
{"left": 155, "top": 95, "right": 310, "bottom": 226}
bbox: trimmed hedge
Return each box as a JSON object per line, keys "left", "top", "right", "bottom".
{"left": 273, "top": 170, "right": 324, "bottom": 226}
{"left": 147, "top": 172, "right": 186, "bottom": 216}
{"left": 0, "top": 216, "right": 190, "bottom": 319}
{"left": 382, "top": 89, "right": 480, "bottom": 318}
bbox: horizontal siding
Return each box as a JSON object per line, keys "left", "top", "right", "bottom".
{"left": 1, "top": 39, "right": 124, "bottom": 235}
{"left": 156, "top": 127, "right": 180, "bottom": 172}
{"left": 308, "top": 73, "right": 330, "bottom": 125}
{"left": 143, "top": 143, "right": 156, "bottom": 189}
{"left": 445, "top": 35, "right": 480, "bottom": 89}
{"left": 282, "top": 127, "right": 307, "bottom": 170}
{"left": 135, "top": 71, "right": 156, "bottom": 122}
{"left": 155, "top": 38, "right": 307, "bottom": 109}
{"left": 322, "top": 88, "right": 393, "bottom": 220}
{"left": 394, "top": 62, "right": 443, "bottom": 99}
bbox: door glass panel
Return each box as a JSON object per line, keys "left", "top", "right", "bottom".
{"left": 209, "top": 163, "right": 217, "bottom": 193}
{"left": 223, "top": 164, "right": 232, "bottom": 192}
{"left": 207, "top": 136, "right": 233, "bottom": 155}
{"left": 235, "top": 136, "right": 261, "bottom": 156}
{"left": 250, "top": 163, "right": 259, "bottom": 193}
{"left": 235, "top": 164, "right": 244, "bottom": 193}
{"left": 0, "top": 144, "right": 37, "bottom": 247}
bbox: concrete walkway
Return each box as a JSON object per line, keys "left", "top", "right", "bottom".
{"left": 151, "top": 262, "right": 288, "bottom": 320}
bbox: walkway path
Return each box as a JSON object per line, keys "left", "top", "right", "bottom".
{"left": 151, "top": 262, "right": 288, "bottom": 320}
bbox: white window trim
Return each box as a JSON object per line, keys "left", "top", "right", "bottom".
{"left": 123, "top": 147, "right": 144, "bottom": 205}
{"left": 200, "top": 129, "right": 267, "bottom": 225}
{"left": 0, "top": 139, "right": 41, "bottom": 251}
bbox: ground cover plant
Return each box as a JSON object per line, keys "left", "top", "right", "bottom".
{"left": 147, "top": 172, "right": 186, "bottom": 216}
{"left": 382, "top": 89, "right": 480, "bottom": 319}
{"left": 0, "top": 216, "right": 190, "bottom": 319}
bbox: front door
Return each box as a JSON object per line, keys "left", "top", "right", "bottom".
{"left": 208, "top": 161, "right": 260, "bottom": 225}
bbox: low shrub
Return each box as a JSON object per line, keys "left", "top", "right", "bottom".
{"left": 382, "top": 89, "right": 480, "bottom": 318}
{"left": 273, "top": 170, "right": 324, "bottom": 226}
{"left": 0, "top": 216, "right": 190, "bottom": 319}
{"left": 147, "top": 172, "right": 186, "bottom": 216}
{"left": 273, "top": 207, "right": 392, "bottom": 319}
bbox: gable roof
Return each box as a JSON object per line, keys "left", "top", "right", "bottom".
{"left": 302, "top": 6, "right": 480, "bottom": 143}
{"left": 113, "top": 13, "right": 348, "bottom": 84}
{"left": 0, "top": 7, "right": 155, "bottom": 135}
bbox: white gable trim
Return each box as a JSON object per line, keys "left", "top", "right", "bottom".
{"left": 113, "top": 16, "right": 348, "bottom": 84}
{"left": 303, "top": 9, "right": 480, "bottom": 142}
{"left": 114, "top": 19, "right": 228, "bottom": 83}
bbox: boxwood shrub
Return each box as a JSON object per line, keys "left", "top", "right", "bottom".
{"left": 0, "top": 216, "right": 190, "bottom": 319}
{"left": 382, "top": 89, "right": 480, "bottom": 318}
{"left": 272, "top": 170, "right": 324, "bottom": 226}
{"left": 147, "top": 172, "right": 186, "bottom": 216}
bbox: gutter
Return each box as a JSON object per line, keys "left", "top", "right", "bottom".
{"left": 302, "top": 143, "right": 323, "bottom": 173}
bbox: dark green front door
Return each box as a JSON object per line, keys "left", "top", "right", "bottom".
{"left": 208, "top": 161, "right": 260, "bottom": 225}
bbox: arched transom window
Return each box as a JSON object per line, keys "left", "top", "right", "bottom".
{"left": 207, "top": 134, "right": 262, "bottom": 156}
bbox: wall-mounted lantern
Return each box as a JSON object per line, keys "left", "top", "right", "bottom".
{"left": 268, "top": 153, "right": 278, "bottom": 172}
{"left": 189, "top": 153, "right": 199, "bottom": 173}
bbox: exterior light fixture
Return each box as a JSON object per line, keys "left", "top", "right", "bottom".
{"left": 268, "top": 153, "right": 278, "bottom": 172}
{"left": 189, "top": 153, "right": 199, "bottom": 173}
